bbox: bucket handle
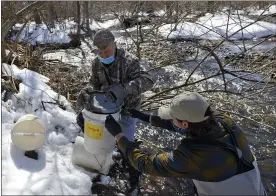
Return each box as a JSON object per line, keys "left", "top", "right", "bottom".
{"left": 12, "top": 132, "right": 44, "bottom": 136}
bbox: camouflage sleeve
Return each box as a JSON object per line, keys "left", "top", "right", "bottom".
{"left": 89, "top": 60, "right": 101, "bottom": 91}
{"left": 117, "top": 136, "right": 198, "bottom": 178}
{"left": 124, "top": 59, "right": 154, "bottom": 96}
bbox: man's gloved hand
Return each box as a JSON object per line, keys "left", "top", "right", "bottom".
{"left": 105, "top": 84, "right": 128, "bottom": 105}
{"left": 76, "top": 86, "right": 94, "bottom": 111}
{"left": 105, "top": 115, "right": 122, "bottom": 137}
{"left": 127, "top": 109, "right": 150, "bottom": 123}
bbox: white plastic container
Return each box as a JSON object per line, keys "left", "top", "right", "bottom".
{"left": 72, "top": 136, "right": 113, "bottom": 174}
{"left": 11, "top": 114, "right": 45, "bottom": 151}
{"left": 82, "top": 109, "right": 120, "bottom": 154}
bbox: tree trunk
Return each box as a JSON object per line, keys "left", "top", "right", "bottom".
{"left": 165, "top": 2, "right": 173, "bottom": 20}
{"left": 207, "top": 1, "right": 215, "bottom": 14}
{"left": 48, "top": 3, "right": 57, "bottom": 28}
{"left": 77, "top": 1, "right": 81, "bottom": 36}
{"left": 64, "top": 2, "right": 67, "bottom": 19}
{"left": 2, "top": 1, "right": 47, "bottom": 40}
{"left": 33, "top": 9, "right": 42, "bottom": 24}
{"left": 84, "top": 1, "right": 91, "bottom": 33}
{"left": 48, "top": 4, "right": 55, "bottom": 28}
{"left": 136, "top": 42, "right": 141, "bottom": 60}
{"left": 9, "top": 1, "right": 16, "bottom": 19}
{"left": 173, "top": 2, "right": 179, "bottom": 31}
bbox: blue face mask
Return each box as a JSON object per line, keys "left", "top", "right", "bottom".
{"left": 98, "top": 55, "right": 115, "bottom": 64}
{"left": 172, "top": 122, "right": 187, "bottom": 135}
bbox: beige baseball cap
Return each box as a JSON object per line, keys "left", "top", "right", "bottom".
{"left": 158, "top": 92, "right": 210, "bottom": 123}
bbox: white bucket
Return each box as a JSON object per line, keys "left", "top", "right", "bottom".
{"left": 11, "top": 114, "right": 45, "bottom": 151}
{"left": 72, "top": 136, "right": 113, "bottom": 174}
{"left": 82, "top": 109, "right": 120, "bottom": 154}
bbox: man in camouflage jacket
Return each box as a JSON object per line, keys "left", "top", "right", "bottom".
{"left": 77, "top": 29, "right": 154, "bottom": 140}
{"left": 76, "top": 29, "right": 154, "bottom": 193}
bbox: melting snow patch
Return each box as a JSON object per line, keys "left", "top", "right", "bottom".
{"left": 159, "top": 12, "right": 276, "bottom": 40}
{"left": 1, "top": 63, "right": 94, "bottom": 195}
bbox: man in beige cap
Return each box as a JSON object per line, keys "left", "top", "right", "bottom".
{"left": 105, "top": 91, "right": 266, "bottom": 195}
{"left": 76, "top": 29, "right": 154, "bottom": 193}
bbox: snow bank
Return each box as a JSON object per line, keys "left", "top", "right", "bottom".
{"left": 12, "top": 22, "right": 73, "bottom": 45}
{"left": 154, "top": 10, "right": 166, "bottom": 17}
{"left": 90, "top": 19, "right": 121, "bottom": 30}
{"left": 11, "top": 18, "right": 121, "bottom": 45}
{"left": 159, "top": 13, "right": 276, "bottom": 40}
{"left": 2, "top": 63, "right": 72, "bottom": 111}
{"left": 12, "top": 9, "right": 275, "bottom": 45}
{"left": 2, "top": 125, "right": 94, "bottom": 195}
{"left": 42, "top": 49, "right": 96, "bottom": 68}
{"left": 247, "top": 5, "right": 276, "bottom": 16}
{"left": 42, "top": 37, "right": 98, "bottom": 68}
{"left": 219, "top": 40, "right": 276, "bottom": 54}
{"left": 228, "top": 5, "right": 276, "bottom": 16}
{"left": 1, "top": 63, "right": 99, "bottom": 195}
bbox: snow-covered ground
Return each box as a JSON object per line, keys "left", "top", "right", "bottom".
{"left": 91, "top": 18, "right": 121, "bottom": 30}
{"left": 218, "top": 40, "right": 276, "bottom": 55}
{"left": 42, "top": 48, "right": 96, "bottom": 68}
{"left": 11, "top": 9, "right": 276, "bottom": 46}
{"left": 236, "top": 4, "right": 276, "bottom": 16}
{"left": 159, "top": 13, "right": 276, "bottom": 40}
{"left": 11, "top": 18, "right": 120, "bottom": 45}
{"left": 12, "top": 21, "right": 73, "bottom": 45}
{"left": 1, "top": 63, "right": 101, "bottom": 194}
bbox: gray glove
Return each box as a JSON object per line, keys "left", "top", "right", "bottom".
{"left": 106, "top": 84, "right": 128, "bottom": 106}
{"left": 76, "top": 86, "right": 94, "bottom": 111}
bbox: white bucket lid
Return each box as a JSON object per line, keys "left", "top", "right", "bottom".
{"left": 11, "top": 115, "right": 45, "bottom": 151}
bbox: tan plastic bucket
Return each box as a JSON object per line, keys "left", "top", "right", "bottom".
{"left": 11, "top": 114, "right": 45, "bottom": 151}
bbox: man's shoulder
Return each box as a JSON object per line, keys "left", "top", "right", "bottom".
{"left": 91, "top": 57, "right": 100, "bottom": 68}
{"left": 216, "top": 113, "right": 245, "bottom": 137}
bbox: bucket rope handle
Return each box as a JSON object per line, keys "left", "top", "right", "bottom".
{"left": 93, "top": 153, "right": 109, "bottom": 174}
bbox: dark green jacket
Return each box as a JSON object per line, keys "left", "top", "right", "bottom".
{"left": 118, "top": 114, "right": 254, "bottom": 182}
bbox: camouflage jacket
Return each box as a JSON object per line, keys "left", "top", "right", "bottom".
{"left": 89, "top": 48, "right": 154, "bottom": 113}
{"left": 117, "top": 114, "right": 255, "bottom": 182}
